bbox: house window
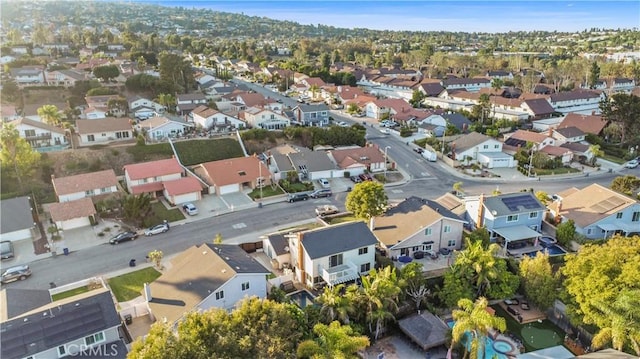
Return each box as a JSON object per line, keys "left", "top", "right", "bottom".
{"left": 85, "top": 332, "right": 105, "bottom": 345}
{"left": 101, "top": 187, "right": 110, "bottom": 193}
{"left": 87, "top": 134, "right": 95, "bottom": 142}
{"left": 483, "top": 144, "right": 489, "bottom": 149}
{"left": 447, "top": 239, "right": 456, "bottom": 247}
{"left": 587, "top": 228, "right": 592, "bottom": 235}
{"left": 242, "top": 282, "right": 250, "bottom": 291}
{"left": 58, "top": 345, "right": 66, "bottom": 357}
{"left": 358, "top": 247, "right": 368, "bottom": 255}
{"left": 422, "top": 244, "right": 432, "bottom": 251}
{"left": 101, "top": 133, "right": 107, "bottom": 137}
{"left": 425, "top": 228, "right": 432, "bottom": 236}
{"left": 238, "top": 171, "right": 246, "bottom": 176}
{"left": 494, "top": 144, "right": 499, "bottom": 149}
{"left": 632, "top": 211, "right": 640, "bottom": 222}
{"left": 616, "top": 212, "right": 623, "bottom": 219}
{"left": 329, "top": 254, "right": 343, "bottom": 268}
{"left": 444, "top": 225, "right": 452, "bottom": 233}
{"left": 215, "top": 291, "right": 224, "bottom": 300}
{"left": 360, "top": 263, "right": 371, "bottom": 272}
{"left": 507, "top": 215, "right": 518, "bottom": 222}
{"left": 85, "top": 189, "right": 94, "bottom": 196}
{"left": 25, "top": 129, "right": 36, "bottom": 137}
{"left": 529, "top": 212, "right": 538, "bottom": 219}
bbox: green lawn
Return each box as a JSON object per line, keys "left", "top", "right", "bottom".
{"left": 126, "top": 138, "right": 244, "bottom": 165}
{"left": 248, "top": 186, "right": 284, "bottom": 199}
{"left": 323, "top": 215, "right": 362, "bottom": 225}
{"left": 491, "top": 304, "right": 565, "bottom": 352}
{"left": 148, "top": 202, "right": 185, "bottom": 226}
{"left": 601, "top": 154, "right": 626, "bottom": 164}
{"left": 108, "top": 267, "right": 162, "bottom": 302}
{"left": 535, "top": 167, "right": 581, "bottom": 176}
{"left": 51, "top": 286, "right": 91, "bottom": 301}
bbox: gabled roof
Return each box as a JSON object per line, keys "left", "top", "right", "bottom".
{"left": 434, "top": 193, "right": 466, "bottom": 217}
{"left": 522, "top": 98, "right": 555, "bottom": 115}
{"left": 452, "top": 132, "right": 495, "bottom": 153}
{"left": 547, "top": 183, "right": 637, "bottom": 228}
{"left": 236, "top": 92, "right": 268, "bottom": 108}
{"left": 371, "top": 98, "right": 412, "bottom": 113}
{"left": 504, "top": 130, "right": 549, "bottom": 145}
{"left": 560, "top": 142, "right": 589, "bottom": 153}
{"left": 300, "top": 222, "right": 378, "bottom": 259}
{"left": 329, "top": 146, "right": 385, "bottom": 169}
{"left": 52, "top": 169, "right": 118, "bottom": 196}
{"left": 136, "top": 116, "right": 191, "bottom": 130}
{"left": 1, "top": 289, "right": 120, "bottom": 359}
{"left": 0, "top": 288, "right": 51, "bottom": 322}
{"left": 0, "top": 196, "right": 35, "bottom": 234}
{"left": 539, "top": 145, "right": 572, "bottom": 157}
{"left": 148, "top": 244, "right": 268, "bottom": 323}
{"left": 288, "top": 150, "right": 336, "bottom": 172}
{"left": 196, "top": 156, "right": 269, "bottom": 187}
{"left": 76, "top": 118, "right": 132, "bottom": 134}
{"left": 441, "top": 113, "right": 472, "bottom": 131}
{"left": 124, "top": 157, "right": 183, "bottom": 180}
{"left": 49, "top": 197, "right": 97, "bottom": 222}
{"left": 373, "top": 196, "right": 465, "bottom": 247}
{"left": 549, "top": 90, "right": 601, "bottom": 102}
{"left": 442, "top": 77, "right": 490, "bottom": 86}
{"left": 554, "top": 126, "right": 584, "bottom": 138}
{"left": 295, "top": 103, "right": 330, "bottom": 112}
{"left": 558, "top": 113, "right": 608, "bottom": 135}
{"left": 8, "top": 117, "right": 66, "bottom": 134}
{"left": 177, "top": 93, "right": 207, "bottom": 101}
{"left": 191, "top": 105, "right": 219, "bottom": 118}
{"left": 163, "top": 177, "right": 203, "bottom": 196}
{"left": 483, "top": 192, "right": 545, "bottom": 217}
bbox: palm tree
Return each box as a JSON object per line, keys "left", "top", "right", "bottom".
{"left": 296, "top": 321, "right": 369, "bottom": 359}
{"left": 359, "top": 266, "right": 401, "bottom": 341}
{"left": 591, "top": 290, "right": 640, "bottom": 356}
{"left": 37, "top": 105, "right": 62, "bottom": 127}
{"left": 490, "top": 78, "right": 504, "bottom": 125}
{"left": 588, "top": 144, "right": 604, "bottom": 166}
{"left": 155, "top": 93, "right": 176, "bottom": 114}
{"left": 452, "top": 297, "right": 506, "bottom": 359}
{"left": 454, "top": 239, "right": 501, "bottom": 297}
{"left": 316, "top": 284, "right": 352, "bottom": 324}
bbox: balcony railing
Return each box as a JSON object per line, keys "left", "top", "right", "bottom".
{"left": 321, "top": 261, "right": 359, "bottom": 286}
{"left": 25, "top": 133, "right": 52, "bottom": 140}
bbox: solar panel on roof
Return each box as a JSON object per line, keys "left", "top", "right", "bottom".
{"left": 501, "top": 195, "right": 540, "bottom": 211}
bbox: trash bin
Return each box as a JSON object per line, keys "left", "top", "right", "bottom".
{"left": 63, "top": 248, "right": 69, "bottom": 255}
{"left": 258, "top": 202, "right": 263, "bottom": 209}
{"left": 124, "top": 314, "right": 133, "bottom": 325}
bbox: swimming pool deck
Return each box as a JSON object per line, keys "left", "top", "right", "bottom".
{"left": 498, "top": 301, "right": 546, "bottom": 324}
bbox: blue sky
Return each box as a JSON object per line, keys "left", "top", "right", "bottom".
{"left": 150, "top": 1, "right": 640, "bottom": 33}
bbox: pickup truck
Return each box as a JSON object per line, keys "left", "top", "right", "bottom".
{"left": 315, "top": 205, "right": 339, "bottom": 217}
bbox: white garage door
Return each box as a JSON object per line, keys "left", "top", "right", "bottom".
{"left": 173, "top": 192, "right": 201, "bottom": 205}
{"left": 219, "top": 184, "right": 240, "bottom": 195}
{"left": 0, "top": 228, "right": 33, "bottom": 242}
{"left": 58, "top": 217, "right": 91, "bottom": 231}
{"left": 310, "top": 170, "right": 334, "bottom": 180}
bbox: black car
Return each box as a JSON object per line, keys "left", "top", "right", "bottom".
{"left": 109, "top": 231, "right": 139, "bottom": 245}
{"left": 288, "top": 193, "right": 309, "bottom": 203}
{"left": 0, "top": 241, "right": 14, "bottom": 260}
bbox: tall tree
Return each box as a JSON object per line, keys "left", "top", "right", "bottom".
{"left": 399, "top": 262, "right": 430, "bottom": 310}
{"left": 452, "top": 297, "right": 506, "bottom": 359}
{"left": 37, "top": 105, "right": 63, "bottom": 127}
{"left": 158, "top": 52, "right": 194, "bottom": 93}
{"left": 296, "top": 321, "right": 370, "bottom": 359}
{"left": 591, "top": 289, "right": 640, "bottom": 356}
{"left": 600, "top": 93, "right": 640, "bottom": 144}
{"left": 315, "top": 284, "right": 353, "bottom": 324}
{"left": 93, "top": 64, "right": 120, "bottom": 81}
{"left": 358, "top": 266, "right": 401, "bottom": 341}
{"left": 518, "top": 252, "right": 559, "bottom": 310}
{"left": 588, "top": 61, "right": 601, "bottom": 89}
{"left": 346, "top": 181, "right": 388, "bottom": 230}
{"left": 490, "top": 78, "right": 504, "bottom": 123}
{"left": 0, "top": 123, "right": 41, "bottom": 191}
{"left": 610, "top": 175, "right": 640, "bottom": 196}
{"left": 121, "top": 193, "right": 153, "bottom": 228}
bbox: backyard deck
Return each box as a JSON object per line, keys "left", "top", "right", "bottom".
{"left": 498, "top": 301, "right": 546, "bottom": 324}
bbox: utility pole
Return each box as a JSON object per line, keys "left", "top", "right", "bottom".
{"left": 528, "top": 147, "right": 534, "bottom": 177}
{"left": 384, "top": 146, "right": 391, "bottom": 179}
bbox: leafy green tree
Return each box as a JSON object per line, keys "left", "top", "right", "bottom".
{"left": 296, "top": 321, "right": 369, "bottom": 359}
{"left": 37, "top": 104, "right": 63, "bottom": 127}
{"left": 519, "top": 252, "right": 559, "bottom": 310}
{"left": 535, "top": 190, "right": 550, "bottom": 205}
{"left": 345, "top": 181, "right": 388, "bottom": 230}
{"left": 562, "top": 235, "right": 640, "bottom": 336}
{"left": 106, "top": 97, "right": 128, "bottom": 116}
{"left": 588, "top": 144, "right": 604, "bottom": 166}
{"left": 591, "top": 289, "right": 640, "bottom": 356}
{"left": 159, "top": 52, "right": 195, "bottom": 93}
{"left": 358, "top": 266, "right": 401, "bottom": 341}
{"left": 452, "top": 181, "right": 464, "bottom": 196}
{"left": 490, "top": 78, "right": 504, "bottom": 122}
{"left": 409, "top": 90, "right": 425, "bottom": 107}
{"left": 121, "top": 193, "right": 153, "bottom": 227}
{"left": 154, "top": 93, "right": 176, "bottom": 113}
{"left": 600, "top": 93, "right": 640, "bottom": 144}
{"left": 147, "top": 250, "right": 163, "bottom": 270}
{"left": 0, "top": 124, "right": 41, "bottom": 191}
{"left": 610, "top": 175, "right": 640, "bottom": 196}
{"left": 556, "top": 219, "right": 576, "bottom": 247}
{"left": 588, "top": 61, "right": 601, "bottom": 89}
{"left": 399, "top": 262, "right": 430, "bottom": 310}
{"left": 465, "top": 227, "right": 491, "bottom": 249}
{"left": 452, "top": 297, "right": 506, "bottom": 359}
{"left": 93, "top": 64, "right": 120, "bottom": 81}
{"left": 315, "top": 284, "right": 354, "bottom": 324}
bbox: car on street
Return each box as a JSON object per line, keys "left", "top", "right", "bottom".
{"left": 315, "top": 205, "right": 339, "bottom": 216}
{"left": 1, "top": 241, "right": 15, "bottom": 260}
{"left": 109, "top": 231, "right": 139, "bottom": 245}
{"left": 380, "top": 128, "right": 390, "bottom": 134}
{"left": 288, "top": 193, "right": 310, "bottom": 203}
{"left": 1, "top": 265, "right": 31, "bottom": 283}
{"left": 310, "top": 189, "right": 332, "bottom": 198}
{"left": 318, "top": 178, "right": 330, "bottom": 188}
{"left": 350, "top": 176, "right": 362, "bottom": 183}
{"left": 144, "top": 222, "right": 170, "bottom": 236}
{"left": 359, "top": 173, "right": 373, "bottom": 181}
{"left": 413, "top": 147, "right": 424, "bottom": 154}
{"left": 624, "top": 159, "right": 639, "bottom": 169}
{"left": 182, "top": 203, "right": 198, "bottom": 216}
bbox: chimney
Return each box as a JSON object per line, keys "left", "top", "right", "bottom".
{"left": 477, "top": 193, "right": 485, "bottom": 228}
{"left": 297, "top": 233, "right": 305, "bottom": 284}
{"left": 143, "top": 283, "right": 152, "bottom": 302}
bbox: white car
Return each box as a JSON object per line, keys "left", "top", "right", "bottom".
{"left": 318, "top": 178, "right": 330, "bottom": 188}
{"left": 144, "top": 222, "right": 170, "bottom": 236}
{"left": 182, "top": 203, "right": 198, "bottom": 216}
{"left": 624, "top": 159, "right": 639, "bottom": 169}
{"left": 337, "top": 121, "right": 349, "bottom": 127}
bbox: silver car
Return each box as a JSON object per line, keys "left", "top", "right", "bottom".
{"left": 1, "top": 265, "right": 31, "bottom": 283}
{"left": 144, "top": 222, "right": 170, "bottom": 236}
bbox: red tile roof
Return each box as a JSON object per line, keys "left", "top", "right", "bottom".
{"left": 131, "top": 182, "right": 164, "bottom": 195}
{"left": 124, "top": 158, "right": 183, "bottom": 180}
{"left": 196, "top": 156, "right": 269, "bottom": 187}
{"left": 330, "top": 146, "right": 385, "bottom": 169}
{"left": 49, "top": 197, "right": 96, "bottom": 222}
{"left": 163, "top": 177, "right": 203, "bottom": 196}
{"left": 558, "top": 113, "right": 608, "bottom": 135}
{"left": 52, "top": 170, "right": 118, "bottom": 196}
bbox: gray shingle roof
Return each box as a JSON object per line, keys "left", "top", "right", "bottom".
{"left": 208, "top": 243, "right": 270, "bottom": 274}
{"left": 0, "top": 196, "right": 35, "bottom": 234}
{"left": 555, "top": 126, "right": 584, "bottom": 138}
{"left": 301, "top": 222, "right": 378, "bottom": 259}
{"left": 452, "top": 132, "right": 494, "bottom": 153}
{"left": 0, "top": 288, "right": 51, "bottom": 321}
{"left": 288, "top": 151, "right": 336, "bottom": 172}
{"left": 483, "top": 192, "right": 544, "bottom": 217}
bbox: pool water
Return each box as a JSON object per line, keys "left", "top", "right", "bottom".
{"left": 287, "top": 290, "right": 317, "bottom": 308}
{"left": 447, "top": 320, "right": 509, "bottom": 359}
{"left": 525, "top": 243, "right": 567, "bottom": 257}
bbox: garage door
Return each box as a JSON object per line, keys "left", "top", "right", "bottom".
{"left": 58, "top": 217, "right": 91, "bottom": 231}
{"left": 173, "top": 192, "right": 201, "bottom": 205}
{"left": 219, "top": 184, "right": 240, "bottom": 195}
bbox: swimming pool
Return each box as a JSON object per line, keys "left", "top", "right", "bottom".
{"left": 447, "top": 320, "right": 516, "bottom": 359}
{"left": 287, "top": 289, "right": 317, "bottom": 308}
{"left": 525, "top": 244, "right": 567, "bottom": 257}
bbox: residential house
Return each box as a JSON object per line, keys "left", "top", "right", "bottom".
{"left": 548, "top": 90, "right": 604, "bottom": 115}
{"left": 84, "top": 107, "right": 108, "bottom": 120}
{"left": 417, "top": 82, "right": 446, "bottom": 98}
{"left": 557, "top": 113, "right": 608, "bottom": 136}
{"left": 364, "top": 98, "right": 412, "bottom": 120}
{"left": 451, "top": 132, "right": 516, "bottom": 168}
{"left": 262, "top": 231, "right": 301, "bottom": 270}
{"left": 7, "top": 117, "right": 69, "bottom": 151}
{"left": 45, "top": 69, "right": 87, "bottom": 87}
{"left": 48, "top": 197, "right": 97, "bottom": 230}
{"left": 1, "top": 55, "right": 16, "bottom": 65}
{"left": 372, "top": 197, "right": 466, "bottom": 259}
{"left": 162, "top": 177, "right": 203, "bottom": 205}
{"left": 240, "top": 107, "right": 290, "bottom": 130}
{"left": 0, "top": 197, "right": 35, "bottom": 242}
{"left": 610, "top": 78, "right": 636, "bottom": 93}
{"left": 521, "top": 98, "right": 556, "bottom": 120}
{"left": 464, "top": 192, "right": 545, "bottom": 255}
{"left": 136, "top": 116, "right": 193, "bottom": 141}
{"left": 559, "top": 142, "right": 594, "bottom": 163}
{"left": 52, "top": 169, "right": 119, "bottom": 202}
{"left": 194, "top": 156, "right": 271, "bottom": 195}
{"left": 266, "top": 144, "right": 299, "bottom": 181}
{"left": 85, "top": 95, "right": 124, "bottom": 117}
{"left": 292, "top": 104, "right": 330, "bottom": 127}
{"left": 177, "top": 93, "right": 207, "bottom": 115}
{"left": 548, "top": 184, "right": 640, "bottom": 239}
{"left": 128, "top": 96, "right": 165, "bottom": 119}
{"left": 288, "top": 221, "right": 377, "bottom": 288}
{"left": 191, "top": 105, "right": 245, "bottom": 130}
{"left": 552, "top": 126, "right": 586, "bottom": 144}
{"left": 146, "top": 244, "right": 269, "bottom": 324}
{"left": 486, "top": 70, "right": 514, "bottom": 80}
{"left": 9, "top": 66, "right": 45, "bottom": 85}
{"left": 0, "top": 289, "right": 127, "bottom": 359}
{"left": 441, "top": 77, "right": 491, "bottom": 92}
{"left": 441, "top": 112, "right": 472, "bottom": 133}
{"left": 1, "top": 105, "right": 20, "bottom": 122}
{"left": 503, "top": 130, "right": 555, "bottom": 151}
{"left": 287, "top": 147, "right": 338, "bottom": 180}
{"left": 328, "top": 146, "right": 386, "bottom": 175}
{"left": 123, "top": 157, "right": 184, "bottom": 195}
{"left": 335, "top": 85, "right": 368, "bottom": 104}
{"left": 539, "top": 145, "right": 574, "bottom": 165}
{"left": 76, "top": 118, "right": 133, "bottom": 146}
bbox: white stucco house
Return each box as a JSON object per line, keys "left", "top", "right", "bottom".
{"left": 52, "top": 170, "right": 119, "bottom": 203}
{"left": 136, "top": 116, "right": 193, "bottom": 141}
{"left": 123, "top": 157, "right": 184, "bottom": 195}
{"left": 7, "top": 117, "right": 69, "bottom": 152}
{"left": 452, "top": 132, "right": 516, "bottom": 168}
{"left": 76, "top": 118, "right": 133, "bottom": 146}
{"left": 0, "top": 196, "right": 35, "bottom": 242}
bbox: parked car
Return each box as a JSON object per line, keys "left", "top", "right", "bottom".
{"left": 350, "top": 176, "right": 362, "bottom": 183}
{"left": 144, "top": 222, "right": 170, "bottom": 236}
{"left": 288, "top": 193, "right": 309, "bottom": 203}
{"left": 109, "top": 231, "right": 138, "bottom": 245}
{"left": 0, "top": 241, "right": 14, "bottom": 260}
{"left": 310, "top": 189, "right": 332, "bottom": 198}
{"left": 414, "top": 147, "right": 424, "bottom": 154}
{"left": 336, "top": 121, "right": 349, "bottom": 127}
{"left": 358, "top": 173, "right": 373, "bottom": 182}
{"left": 182, "top": 203, "right": 198, "bottom": 216}
{"left": 1, "top": 265, "right": 31, "bottom": 283}
{"left": 315, "top": 205, "right": 339, "bottom": 216}
{"left": 624, "top": 159, "right": 639, "bottom": 168}
{"left": 318, "top": 178, "right": 330, "bottom": 188}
